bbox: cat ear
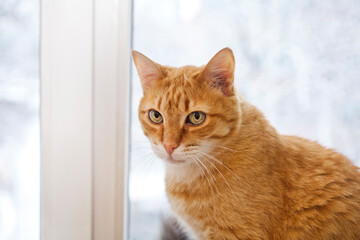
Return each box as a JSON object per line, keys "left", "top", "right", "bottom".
{"left": 131, "top": 50, "right": 163, "bottom": 92}
{"left": 201, "top": 48, "right": 235, "bottom": 96}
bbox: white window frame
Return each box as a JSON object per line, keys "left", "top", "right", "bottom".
{"left": 40, "top": 0, "right": 132, "bottom": 238}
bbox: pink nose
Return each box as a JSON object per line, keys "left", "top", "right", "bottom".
{"left": 163, "top": 142, "right": 179, "bottom": 155}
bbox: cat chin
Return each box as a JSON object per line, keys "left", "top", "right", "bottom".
{"left": 163, "top": 157, "right": 186, "bottom": 165}
{"left": 152, "top": 148, "right": 187, "bottom": 165}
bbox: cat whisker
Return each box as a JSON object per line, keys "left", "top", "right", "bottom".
{"left": 193, "top": 154, "right": 227, "bottom": 203}
{"left": 194, "top": 155, "right": 218, "bottom": 188}
{"left": 197, "top": 150, "right": 240, "bottom": 181}
{"left": 127, "top": 154, "right": 157, "bottom": 190}
{"left": 190, "top": 155, "right": 216, "bottom": 198}
{"left": 183, "top": 146, "right": 200, "bottom": 152}
{"left": 201, "top": 143, "right": 238, "bottom": 153}
{"left": 131, "top": 145, "right": 152, "bottom": 148}
{"left": 132, "top": 151, "right": 154, "bottom": 161}
{"left": 232, "top": 124, "right": 253, "bottom": 127}
{"left": 129, "top": 141, "right": 152, "bottom": 146}
{"left": 131, "top": 151, "right": 157, "bottom": 172}
{"left": 196, "top": 152, "right": 236, "bottom": 198}
{"left": 129, "top": 140, "right": 151, "bottom": 143}
{"left": 143, "top": 155, "right": 156, "bottom": 177}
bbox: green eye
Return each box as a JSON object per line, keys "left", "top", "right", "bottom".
{"left": 148, "top": 110, "right": 163, "bottom": 124}
{"left": 186, "top": 111, "right": 206, "bottom": 125}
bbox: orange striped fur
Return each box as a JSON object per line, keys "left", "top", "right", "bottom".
{"left": 132, "top": 48, "right": 360, "bottom": 239}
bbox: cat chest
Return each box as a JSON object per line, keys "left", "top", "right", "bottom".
{"left": 166, "top": 186, "right": 224, "bottom": 234}
{"left": 166, "top": 183, "right": 275, "bottom": 239}
{"left": 167, "top": 193, "right": 215, "bottom": 238}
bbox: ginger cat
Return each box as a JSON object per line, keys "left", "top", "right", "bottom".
{"left": 132, "top": 48, "right": 360, "bottom": 240}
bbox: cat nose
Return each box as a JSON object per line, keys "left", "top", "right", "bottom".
{"left": 163, "top": 142, "right": 179, "bottom": 155}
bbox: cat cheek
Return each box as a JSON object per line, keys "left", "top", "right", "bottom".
{"left": 209, "top": 126, "right": 231, "bottom": 139}
{"left": 198, "top": 140, "right": 217, "bottom": 155}
{"left": 151, "top": 144, "right": 168, "bottom": 159}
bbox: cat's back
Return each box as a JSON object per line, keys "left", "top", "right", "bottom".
{"left": 281, "top": 135, "right": 360, "bottom": 181}
{"left": 279, "top": 135, "right": 360, "bottom": 239}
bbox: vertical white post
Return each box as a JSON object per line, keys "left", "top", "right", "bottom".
{"left": 41, "top": 0, "right": 132, "bottom": 238}
{"left": 93, "top": 0, "right": 132, "bottom": 239}
{"left": 41, "top": 0, "right": 93, "bottom": 239}
{"left": 117, "top": 0, "right": 132, "bottom": 239}
{"left": 92, "top": 0, "right": 118, "bottom": 237}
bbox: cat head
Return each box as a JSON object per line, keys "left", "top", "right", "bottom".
{"left": 133, "top": 48, "right": 241, "bottom": 167}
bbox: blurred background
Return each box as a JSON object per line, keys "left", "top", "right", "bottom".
{"left": 129, "top": 0, "right": 360, "bottom": 239}
{"left": 0, "top": 0, "right": 40, "bottom": 239}
{"left": 0, "top": 0, "right": 359, "bottom": 239}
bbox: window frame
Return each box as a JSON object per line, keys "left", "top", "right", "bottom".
{"left": 40, "top": 0, "right": 132, "bottom": 238}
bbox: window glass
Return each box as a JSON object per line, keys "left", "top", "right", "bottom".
{"left": 0, "top": 0, "right": 40, "bottom": 239}
{"left": 130, "top": 0, "right": 360, "bottom": 238}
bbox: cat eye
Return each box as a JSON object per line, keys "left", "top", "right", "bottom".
{"left": 148, "top": 109, "right": 163, "bottom": 124}
{"left": 186, "top": 111, "right": 206, "bottom": 125}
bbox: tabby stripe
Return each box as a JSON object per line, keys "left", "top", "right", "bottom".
{"left": 184, "top": 98, "right": 190, "bottom": 112}
{"left": 157, "top": 96, "right": 162, "bottom": 109}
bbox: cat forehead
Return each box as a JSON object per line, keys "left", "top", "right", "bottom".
{"left": 153, "top": 86, "right": 194, "bottom": 112}
{"left": 143, "top": 85, "right": 211, "bottom": 113}
{"left": 162, "top": 65, "right": 203, "bottom": 84}
{"left": 141, "top": 65, "right": 211, "bottom": 112}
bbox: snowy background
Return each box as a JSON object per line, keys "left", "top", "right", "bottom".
{"left": 0, "top": 0, "right": 40, "bottom": 239}
{"left": 0, "top": 0, "right": 359, "bottom": 239}
{"left": 130, "top": 0, "right": 360, "bottom": 239}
